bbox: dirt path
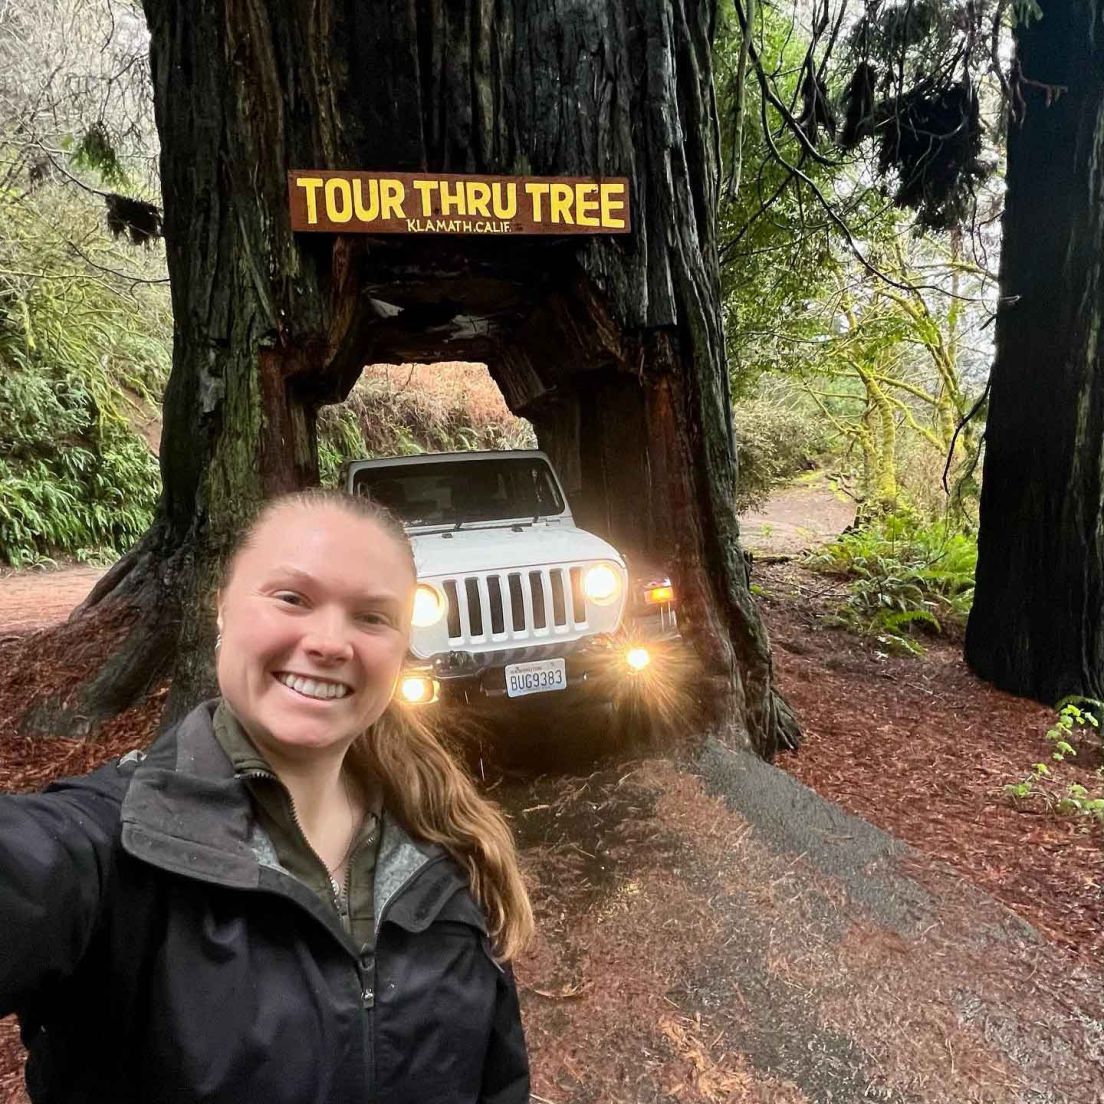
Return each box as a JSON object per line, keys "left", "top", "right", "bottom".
{"left": 0, "top": 566, "right": 105, "bottom": 633}
{"left": 739, "top": 478, "right": 855, "bottom": 557}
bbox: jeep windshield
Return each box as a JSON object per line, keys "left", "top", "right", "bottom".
{"left": 351, "top": 457, "right": 566, "bottom": 528}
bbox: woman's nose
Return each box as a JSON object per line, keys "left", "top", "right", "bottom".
{"left": 301, "top": 614, "right": 354, "bottom": 662}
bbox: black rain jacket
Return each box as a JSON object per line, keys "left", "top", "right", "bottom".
{"left": 0, "top": 701, "right": 528, "bottom": 1104}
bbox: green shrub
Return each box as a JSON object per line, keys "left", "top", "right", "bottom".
{"left": 807, "top": 512, "right": 977, "bottom": 652}
{"left": 1005, "top": 699, "right": 1104, "bottom": 824}
{"left": 0, "top": 180, "right": 170, "bottom": 565}
{"left": 732, "top": 398, "right": 826, "bottom": 511}
{"left": 0, "top": 361, "right": 161, "bottom": 565}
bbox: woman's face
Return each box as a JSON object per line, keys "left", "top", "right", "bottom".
{"left": 216, "top": 504, "right": 415, "bottom": 761}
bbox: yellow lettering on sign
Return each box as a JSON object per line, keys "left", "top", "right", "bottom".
{"left": 600, "top": 182, "right": 626, "bottom": 229}
{"left": 380, "top": 179, "right": 406, "bottom": 219}
{"left": 491, "top": 182, "right": 517, "bottom": 219}
{"left": 293, "top": 174, "right": 626, "bottom": 232}
{"left": 575, "top": 183, "right": 599, "bottom": 227}
{"left": 439, "top": 180, "right": 466, "bottom": 216}
{"left": 413, "top": 180, "right": 437, "bottom": 216}
{"left": 325, "top": 177, "right": 354, "bottom": 223}
{"left": 467, "top": 181, "right": 492, "bottom": 217}
{"left": 549, "top": 183, "right": 575, "bottom": 224}
{"left": 352, "top": 178, "right": 380, "bottom": 221}
{"left": 525, "top": 182, "right": 550, "bottom": 221}
{"left": 295, "top": 176, "right": 324, "bottom": 224}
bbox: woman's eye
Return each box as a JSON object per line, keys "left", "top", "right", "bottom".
{"left": 274, "top": 592, "right": 305, "bottom": 607}
{"left": 357, "top": 611, "right": 394, "bottom": 628}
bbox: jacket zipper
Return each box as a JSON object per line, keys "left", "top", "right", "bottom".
{"left": 271, "top": 774, "right": 376, "bottom": 1089}
{"left": 240, "top": 768, "right": 345, "bottom": 909}
{"left": 343, "top": 828, "right": 377, "bottom": 1008}
{"left": 338, "top": 822, "right": 377, "bottom": 927}
{"left": 352, "top": 854, "right": 446, "bottom": 1104}
{"left": 242, "top": 769, "right": 380, "bottom": 1008}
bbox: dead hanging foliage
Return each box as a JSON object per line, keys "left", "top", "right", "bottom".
{"left": 839, "top": 61, "right": 877, "bottom": 147}
{"left": 874, "top": 77, "right": 986, "bottom": 231}
{"left": 798, "top": 68, "right": 836, "bottom": 146}
{"left": 832, "top": 0, "right": 996, "bottom": 230}
{"left": 839, "top": 64, "right": 986, "bottom": 231}
{"left": 104, "top": 193, "right": 163, "bottom": 245}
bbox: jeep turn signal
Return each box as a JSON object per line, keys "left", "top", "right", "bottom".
{"left": 643, "top": 583, "right": 674, "bottom": 604}
{"left": 411, "top": 584, "right": 446, "bottom": 628}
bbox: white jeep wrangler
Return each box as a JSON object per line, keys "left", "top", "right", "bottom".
{"left": 343, "top": 450, "right": 679, "bottom": 710}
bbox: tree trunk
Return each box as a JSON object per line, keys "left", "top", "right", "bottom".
{"left": 966, "top": 1, "right": 1104, "bottom": 704}
{"left": 53, "top": 0, "right": 795, "bottom": 756}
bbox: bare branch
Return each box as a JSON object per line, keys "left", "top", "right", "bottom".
{"left": 65, "top": 237, "right": 169, "bottom": 286}
{"left": 732, "top": 0, "right": 839, "bottom": 168}
{"left": 942, "top": 380, "right": 991, "bottom": 493}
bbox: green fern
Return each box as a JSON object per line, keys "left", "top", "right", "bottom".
{"left": 0, "top": 168, "right": 169, "bottom": 565}
{"left": 879, "top": 607, "right": 942, "bottom": 635}
{"left": 808, "top": 512, "right": 976, "bottom": 646}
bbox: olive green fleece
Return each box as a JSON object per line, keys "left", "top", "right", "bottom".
{"left": 212, "top": 699, "right": 382, "bottom": 951}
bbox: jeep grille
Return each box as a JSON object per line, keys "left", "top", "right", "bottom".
{"left": 441, "top": 567, "right": 587, "bottom": 643}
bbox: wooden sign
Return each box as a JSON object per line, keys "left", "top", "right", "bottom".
{"left": 288, "top": 171, "right": 630, "bottom": 235}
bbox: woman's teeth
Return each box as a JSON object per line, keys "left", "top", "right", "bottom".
{"left": 277, "top": 673, "right": 350, "bottom": 700}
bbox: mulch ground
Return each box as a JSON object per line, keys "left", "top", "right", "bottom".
{"left": 0, "top": 561, "right": 1101, "bottom": 1102}
{"left": 756, "top": 560, "right": 1102, "bottom": 966}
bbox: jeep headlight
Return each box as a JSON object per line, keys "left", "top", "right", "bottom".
{"left": 583, "top": 563, "right": 621, "bottom": 605}
{"left": 411, "top": 584, "right": 446, "bottom": 628}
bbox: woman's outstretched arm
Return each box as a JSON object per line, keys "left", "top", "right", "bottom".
{"left": 0, "top": 760, "right": 130, "bottom": 1015}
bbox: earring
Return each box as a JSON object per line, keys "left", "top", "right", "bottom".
{"left": 215, "top": 631, "right": 222, "bottom": 652}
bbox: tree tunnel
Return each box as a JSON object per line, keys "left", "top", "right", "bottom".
{"left": 44, "top": 0, "right": 797, "bottom": 757}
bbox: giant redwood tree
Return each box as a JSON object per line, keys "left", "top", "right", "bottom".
{"left": 55, "top": 0, "right": 797, "bottom": 755}
{"left": 966, "top": 1, "right": 1104, "bottom": 703}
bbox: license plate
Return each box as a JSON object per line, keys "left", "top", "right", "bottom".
{"left": 504, "top": 658, "right": 567, "bottom": 699}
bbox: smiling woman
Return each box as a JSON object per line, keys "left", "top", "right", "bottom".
{"left": 217, "top": 497, "right": 415, "bottom": 762}
{"left": 214, "top": 495, "right": 419, "bottom": 888}
{"left": 0, "top": 489, "right": 533, "bottom": 1104}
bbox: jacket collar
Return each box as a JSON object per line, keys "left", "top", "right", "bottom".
{"left": 119, "top": 701, "right": 477, "bottom": 950}
{"left": 209, "top": 699, "right": 383, "bottom": 821}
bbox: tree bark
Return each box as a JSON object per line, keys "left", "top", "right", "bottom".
{"left": 52, "top": 0, "right": 795, "bottom": 755}
{"left": 966, "top": 1, "right": 1104, "bottom": 704}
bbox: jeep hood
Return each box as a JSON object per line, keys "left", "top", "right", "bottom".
{"left": 411, "top": 523, "right": 624, "bottom": 579}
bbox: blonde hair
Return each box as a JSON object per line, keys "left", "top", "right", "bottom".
{"left": 224, "top": 489, "right": 534, "bottom": 960}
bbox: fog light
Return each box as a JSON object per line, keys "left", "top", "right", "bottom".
{"left": 625, "top": 647, "right": 651, "bottom": 672}
{"left": 400, "top": 675, "right": 437, "bottom": 704}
